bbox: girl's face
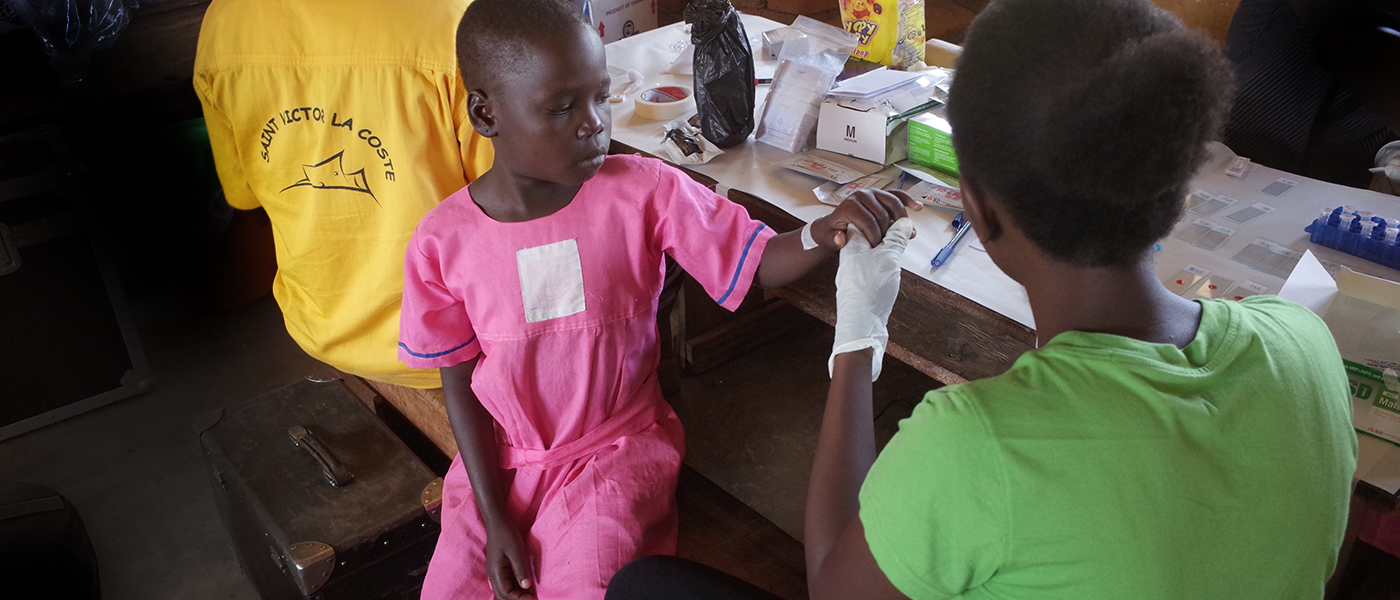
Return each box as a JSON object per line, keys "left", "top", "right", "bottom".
{"left": 484, "top": 25, "right": 613, "bottom": 188}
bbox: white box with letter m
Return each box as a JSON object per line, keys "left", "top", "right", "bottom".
{"left": 816, "top": 98, "right": 909, "bottom": 166}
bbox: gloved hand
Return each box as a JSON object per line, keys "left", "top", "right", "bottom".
{"left": 1378, "top": 141, "right": 1400, "bottom": 185}
{"left": 830, "top": 217, "right": 914, "bottom": 380}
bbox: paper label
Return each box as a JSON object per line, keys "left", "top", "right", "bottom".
{"left": 517, "top": 239, "right": 587, "bottom": 323}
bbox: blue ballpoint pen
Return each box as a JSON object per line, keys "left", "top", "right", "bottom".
{"left": 931, "top": 213, "right": 971, "bottom": 269}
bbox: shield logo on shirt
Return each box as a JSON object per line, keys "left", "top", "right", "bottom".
{"left": 281, "top": 150, "right": 377, "bottom": 203}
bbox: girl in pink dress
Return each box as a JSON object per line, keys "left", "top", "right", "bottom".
{"left": 398, "top": 1, "right": 918, "bottom": 598}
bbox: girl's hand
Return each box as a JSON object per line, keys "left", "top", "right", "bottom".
{"left": 812, "top": 189, "right": 921, "bottom": 250}
{"left": 484, "top": 523, "right": 536, "bottom": 600}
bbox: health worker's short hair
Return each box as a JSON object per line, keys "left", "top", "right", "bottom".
{"left": 948, "top": 0, "right": 1234, "bottom": 267}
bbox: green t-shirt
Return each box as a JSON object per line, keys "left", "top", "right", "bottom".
{"left": 860, "top": 297, "right": 1357, "bottom": 599}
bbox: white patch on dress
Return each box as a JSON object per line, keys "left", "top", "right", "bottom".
{"left": 517, "top": 239, "right": 587, "bottom": 323}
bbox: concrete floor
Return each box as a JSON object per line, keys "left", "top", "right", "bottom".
{"left": 0, "top": 289, "right": 936, "bottom": 598}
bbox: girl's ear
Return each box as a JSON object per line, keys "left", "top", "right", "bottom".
{"left": 467, "top": 90, "right": 498, "bottom": 138}
{"left": 960, "top": 176, "right": 1002, "bottom": 244}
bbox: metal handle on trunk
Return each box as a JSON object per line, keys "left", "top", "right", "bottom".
{"left": 287, "top": 426, "right": 354, "bottom": 487}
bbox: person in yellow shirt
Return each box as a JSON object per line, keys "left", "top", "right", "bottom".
{"left": 193, "top": 0, "right": 492, "bottom": 401}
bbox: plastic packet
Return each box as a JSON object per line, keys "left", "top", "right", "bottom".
{"left": 685, "top": 0, "right": 755, "bottom": 148}
{"left": 815, "top": 173, "right": 895, "bottom": 206}
{"left": 906, "top": 179, "right": 963, "bottom": 209}
{"left": 664, "top": 44, "right": 696, "bottom": 75}
{"left": 840, "top": 0, "right": 925, "bottom": 69}
{"left": 778, "top": 152, "right": 878, "bottom": 184}
{"left": 660, "top": 114, "right": 723, "bottom": 165}
{"left": 754, "top": 16, "right": 858, "bottom": 153}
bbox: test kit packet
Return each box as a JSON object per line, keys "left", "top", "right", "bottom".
{"left": 1325, "top": 269, "right": 1400, "bottom": 445}
{"left": 839, "top": 0, "right": 925, "bottom": 69}
{"left": 907, "top": 110, "right": 959, "bottom": 177}
{"left": 1285, "top": 254, "right": 1400, "bottom": 446}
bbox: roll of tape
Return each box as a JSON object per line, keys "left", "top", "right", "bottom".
{"left": 634, "top": 85, "right": 695, "bottom": 121}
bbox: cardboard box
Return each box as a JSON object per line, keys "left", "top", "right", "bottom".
{"left": 1279, "top": 252, "right": 1400, "bottom": 446}
{"left": 816, "top": 99, "right": 910, "bottom": 166}
{"left": 1325, "top": 269, "right": 1400, "bottom": 445}
{"left": 587, "top": 0, "right": 657, "bottom": 44}
{"left": 907, "top": 110, "right": 960, "bottom": 177}
{"left": 817, "top": 74, "right": 945, "bottom": 166}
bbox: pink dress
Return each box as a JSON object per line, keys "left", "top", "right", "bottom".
{"left": 398, "top": 155, "right": 775, "bottom": 599}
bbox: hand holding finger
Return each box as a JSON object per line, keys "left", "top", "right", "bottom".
{"left": 851, "top": 190, "right": 894, "bottom": 239}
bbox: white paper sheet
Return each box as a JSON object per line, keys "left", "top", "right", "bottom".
{"left": 829, "top": 68, "right": 923, "bottom": 97}
{"left": 1276, "top": 251, "right": 1338, "bottom": 317}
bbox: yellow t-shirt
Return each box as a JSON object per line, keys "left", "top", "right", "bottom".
{"left": 193, "top": 0, "right": 492, "bottom": 388}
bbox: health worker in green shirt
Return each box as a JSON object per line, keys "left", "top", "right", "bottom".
{"left": 605, "top": 0, "right": 1358, "bottom": 598}
{"left": 801, "top": 0, "right": 1359, "bottom": 599}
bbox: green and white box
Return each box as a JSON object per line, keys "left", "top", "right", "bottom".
{"left": 1322, "top": 268, "right": 1400, "bottom": 445}
{"left": 907, "top": 110, "right": 959, "bottom": 177}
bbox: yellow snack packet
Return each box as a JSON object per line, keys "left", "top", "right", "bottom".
{"left": 840, "top": 0, "right": 926, "bottom": 69}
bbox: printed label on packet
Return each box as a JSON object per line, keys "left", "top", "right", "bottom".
{"left": 779, "top": 155, "right": 870, "bottom": 185}
{"left": 1225, "top": 156, "right": 1250, "bottom": 178}
{"left": 1221, "top": 280, "right": 1269, "bottom": 301}
{"left": 906, "top": 180, "right": 964, "bottom": 209}
{"left": 818, "top": 174, "right": 896, "bottom": 206}
{"left": 1163, "top": 264, "right": 1210, "bottom": 295}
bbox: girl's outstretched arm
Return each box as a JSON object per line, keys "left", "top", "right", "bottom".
{"left": 442, "top": 359, "right": 536, "bottom": 600}
{"left": 755, "top": 189, "right": 920, "bottom": 289}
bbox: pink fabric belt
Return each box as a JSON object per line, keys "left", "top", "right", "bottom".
{"left": 498, "top": 398, "right": 668, "bottom": 471}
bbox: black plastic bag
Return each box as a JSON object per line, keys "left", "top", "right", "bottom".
{"left": 6, "top": 0, "right": 136, "bottom": 86}
{"left": 684, "top": 0, "right": 755, "bottom": 148}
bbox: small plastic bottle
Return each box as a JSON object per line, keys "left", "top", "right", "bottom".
{"left": 1327, "top": 206, "right": 1345, "bottom": 227}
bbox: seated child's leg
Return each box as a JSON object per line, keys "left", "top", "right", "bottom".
{"left": 421, "top": 456, "right": 546, "bottom": 600}
{"left": 531, "top": 416, "right": 684, "bottom": 598}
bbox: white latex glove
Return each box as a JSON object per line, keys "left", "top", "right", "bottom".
{"left": 829, "top": 218, "right": 914, "bottom": 380}
{"left": 1377, "top": 141, "right": 1400, "bottom": 184}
